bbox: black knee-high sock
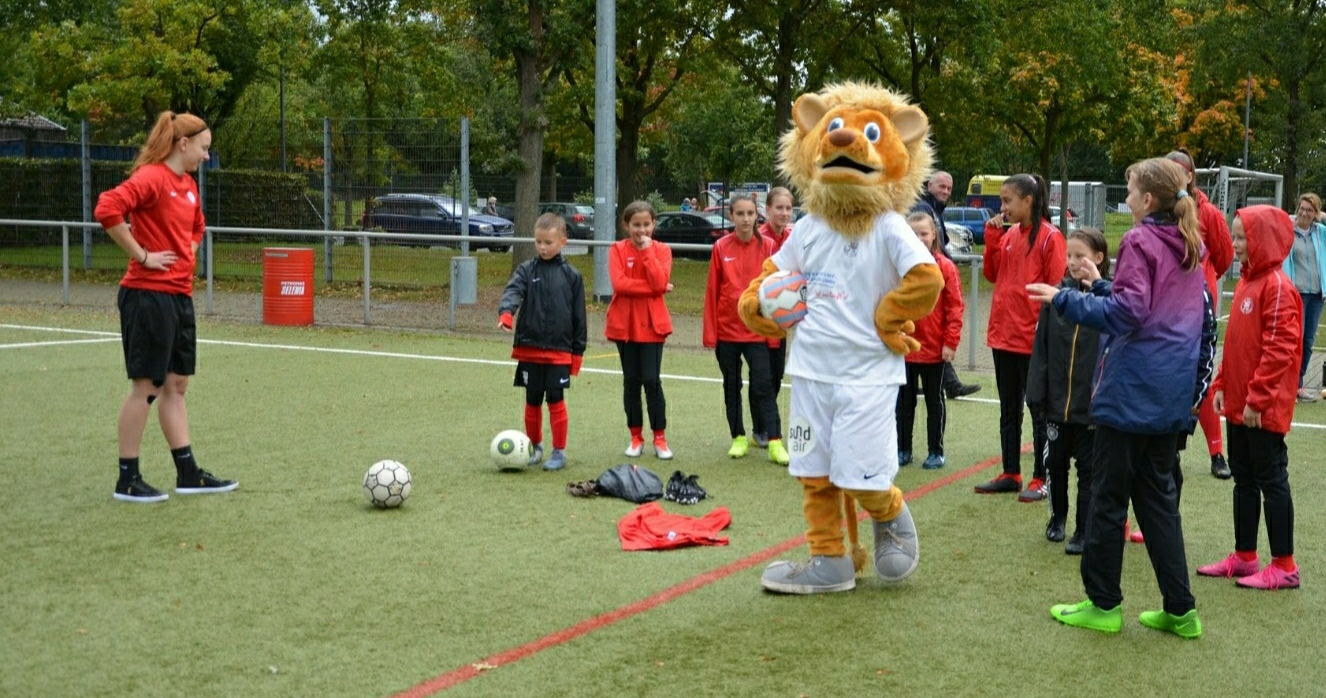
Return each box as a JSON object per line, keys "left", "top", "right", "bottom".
{"left": 171, "top": 445, "right": 197, "bottom": 476}
{"left": 118, "top": 457, "right": 140, "bottom": 483}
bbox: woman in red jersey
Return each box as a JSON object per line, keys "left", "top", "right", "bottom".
{"left": 95, "top": 111, "right": 237, "bottom": 503}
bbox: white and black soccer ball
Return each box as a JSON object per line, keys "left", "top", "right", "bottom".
{"left": 363, "top": 460, "right": 412, "bottom": 508}
{"left": 490, "top": 429, "right": 532, "bottom": 471}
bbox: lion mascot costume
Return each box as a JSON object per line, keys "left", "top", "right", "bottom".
{"left": 738, "top": 83, "right": 943, "bottom": 593}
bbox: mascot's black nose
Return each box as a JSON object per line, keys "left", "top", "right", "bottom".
{"left": 828, "top": 129, "right": 856, "bottom": 147}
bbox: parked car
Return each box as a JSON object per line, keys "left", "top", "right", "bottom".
{"left": 1049, "top": 206, "right": 1079, "bottom": 234}
{"left": 361, "top": 194, "right": 515, "bottom": 251}
{"left": 538, "top": 202, "right": 595, "bottom": 240}
{"left": 653, "top": 211, "right": 730, "bottom": 258}
{"left": 943, "top": 206, "right": 995, "bottom": 244}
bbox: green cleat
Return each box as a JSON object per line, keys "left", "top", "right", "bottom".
{"left": 767, "top": 438, "right": 790, "bottom": 466}
{"left": 1138, "top": 609, "right": 1202, "bottom": 639}
{"left": 1050, "top": 600, "right": 1122, "bottom": 634}
{"left": 727, "top": 435, "right": 749, "bottom": 459}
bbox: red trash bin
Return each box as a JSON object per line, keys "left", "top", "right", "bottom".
{"left": 262, "top": 247, "right": 314, "bottom": 326}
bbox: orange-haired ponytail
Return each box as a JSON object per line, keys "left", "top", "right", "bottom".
{"left": 132, "top": 111, "right": 208, "bottom": 173}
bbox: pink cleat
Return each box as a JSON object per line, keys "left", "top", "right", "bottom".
{"left": 1197, "top": 553, "right": 1260, "bottom": 579}
{"left": 1129, "top": 528, "right": 1145, "bottom": 544}
{"left": 1236, "top": 565, "right": 1300, "bottom": 590}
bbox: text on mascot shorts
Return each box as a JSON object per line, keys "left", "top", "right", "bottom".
{"left": 491, "top": 429, "right": 533, "bottom": 470}
{"left": 363, "top": 460, "right": 412, "bottom": 508}
{"left": 759, "top": 270, "right": 809, "bottom": 329}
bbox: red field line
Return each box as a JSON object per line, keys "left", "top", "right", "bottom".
{"left": 393, "top": 448, "right": 1022, "bottom": 697}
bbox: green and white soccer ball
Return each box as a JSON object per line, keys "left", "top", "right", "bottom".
{"left": 490, "top": 429, "right": 532, "bottom": 471}
{"left": 363, "top": 460, "right": 412, "bottom": 508}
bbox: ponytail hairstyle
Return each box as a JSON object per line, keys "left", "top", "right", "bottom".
{"left": 1164, "top": 148, "right": 1198, "bottom": 197}
{"left": 1068, "top": 227, "right": 1111, "bottom": 279}
{"left": 620, "top": 199, "right": 656, "bottom": 225}
{"left": 1125, "top": 157, "right": 1201, "bottom": 271}
{"left": 1004, "top": 173, "right": 1051, "bottom": 252}
{"left": 132, "top": 111, "right": 208, "bottom": 174}
{"left": 905, "top": 210, "right": 942, "bottom": 254}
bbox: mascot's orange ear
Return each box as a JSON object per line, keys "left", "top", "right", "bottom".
{"left": 891, "top": 107, "right": 928, "bottom": 146}
{"left": 793, "top": 93, "right": 829, "bottom": 135}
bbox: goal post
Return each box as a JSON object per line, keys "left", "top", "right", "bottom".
{"left": 1194, "top": 166, "right": 1283, "bottom": 316}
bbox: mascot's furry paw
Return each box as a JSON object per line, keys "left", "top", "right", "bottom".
{"left": 881, "top": 320, "right": 920, "bottom": 356}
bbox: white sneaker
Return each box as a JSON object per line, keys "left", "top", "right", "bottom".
{"left": 625, "top": 437, "right": 644, "bottom": 458}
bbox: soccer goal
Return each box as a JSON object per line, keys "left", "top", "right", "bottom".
{"left": 1194, "top": 166, "right": 1283, "bottom": 315}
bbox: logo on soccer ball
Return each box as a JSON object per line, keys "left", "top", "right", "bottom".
{"left": 759, "top": 270, "right": 809, "bottom": 329}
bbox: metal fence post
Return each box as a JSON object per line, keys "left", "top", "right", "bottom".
{"left": 968, "top": 258, "right": 980, "bottom": 371}
{"left": 62, "top": 225, "right": 70, "bottom": 304}
{"left": 81, "top": 120, "right": 92, "bottom": 271}
{"left": 362, "top": 234, "right": 371, "bottom": 324}
{"left": 324, "top": 117, "right": 334, "bottom": 284}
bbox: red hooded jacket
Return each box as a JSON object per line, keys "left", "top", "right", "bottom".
{"left": 1196, "top": 189, "right": 1234, "bottom": 296}
{"left": 605, "top": 239, "right": 673, "bottom": 343}
{"left": 907, "top": 251, "right": 963, "bottom": 364}
{"left": 983, "top": 219, "right": 1066, "bottom": 355}
{"left": 1213, "top": 205, "right": 1302, "bottom": 435}
{"left": 703, "top": 232, "right": 774, "bottom": 347}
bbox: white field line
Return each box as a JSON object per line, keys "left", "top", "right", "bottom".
{"left": 5, "top": 323, "right": 1324, "bottom": 431}
{"left": 0, "top": 337, "right": 120, "bottom": 349}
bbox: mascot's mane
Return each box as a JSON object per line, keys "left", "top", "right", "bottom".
{"left": 778, "top": 82, "right": 933, "bottom": 237}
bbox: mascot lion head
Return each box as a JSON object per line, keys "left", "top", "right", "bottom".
{"left": 778, "top": 82, "right": 932, "bottom": 238}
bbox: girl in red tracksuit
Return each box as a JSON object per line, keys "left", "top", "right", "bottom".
{"left": 704, "top": 194, "right": 786, "bottom": 464}
{"left": 897, "top": 212, "right": 964, "bottom": 470}
{"left": 606, "top": 201, "right": 675, "bottom": 461}
{"left": 1199, "top": 205, "right": 1302, "bottom": 590}
{"left": 976, "top": 174, "right": 1066, "bottom": 498}
{"left": 752, "top": 186, "right": 796, "bottom": 446}
{"left": 1165, "top": 149, "right": 1235, "bottom": 480}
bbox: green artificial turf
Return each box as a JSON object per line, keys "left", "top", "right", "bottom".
{"left": 2, "top": 307, "right": 1325, "bottom": 697}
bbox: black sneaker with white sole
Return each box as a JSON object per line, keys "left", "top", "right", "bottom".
{"left": 114, "top": 476, "right": 169, "bottom": 503}
{"left": 176, "top": 469, "right": 238, "bottom": 495}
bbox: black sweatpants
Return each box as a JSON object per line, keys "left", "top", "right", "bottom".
{"left": 897, "top": 362, "right": 946, "bottom": 456}
{"left": 716, "top": 340, "right": 779, "bottom": 439}
{"left": 992, "top": 348, "right": 1046, "bottom": 478}
{"left": 1082, "top": 425, "right": 1194, "bottom": 616}
{"left": 616, "top": 341, "right": 667, "bottom": 432}
{"left": 1226, "top": 423, "right": 1295, "bottom": 557}
{"left": 752, "top": 338, "right": 786, "bottom": 437}
{"left": 1045, "top": 422, "right": 1093, "bottom": 532}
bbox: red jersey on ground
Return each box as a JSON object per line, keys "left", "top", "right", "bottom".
{"left": 618, "top": 502, "right": 732, "bottom": 551}
{"left": 95, "top": 163, "right": 206, "bottom": 295}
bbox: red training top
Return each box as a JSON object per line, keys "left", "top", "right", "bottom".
{"left": 95, "top": 163, "right": 206, "bottom": 295}
{"left": 1213, "top": 206, "right": 1301, "bottom": 435}
{"left": 758, "top": 221, "right": 792, "bottom": 254}
{"left": 1196, "top": 189, "right": 1234, "bottom": 295}
{"left": 908, "top": 252, "right": 964, "bottom": 364}
{"left": 617, "top": 502, "right": 732, "bottom": 551}
{"left": 983, "top": 219, "right": 1066, "bottom": 355}
{"left": 703, "top": 232, "right": 774, "bottom": 347}
{"left": 605, "top": 238, "right": 673, "bottom": 343}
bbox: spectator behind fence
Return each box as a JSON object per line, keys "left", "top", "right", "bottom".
{"left": 1284, "top": 193, "right": 1326, "bottom": 403}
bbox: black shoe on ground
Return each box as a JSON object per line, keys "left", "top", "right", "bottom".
{"left": 114, "top": 476, "right": 169, "bottom": 503}
{"left": 1064, "top": 531, "right": 1085, "bottom": 555}
{"left": 1045, "top": 517, "right": 1066, "bottom": 543}
{"left": 946, "top": 383, "right": 981, "bottom": 400}
{"left": 176, "top": 469, "right": 239, "bottom": 495}
{"left": 1210, "top": 453, "right": 1231, "bottom": 480}
{"left": 974, "top": 473, "right": 1021, "bottom": 494}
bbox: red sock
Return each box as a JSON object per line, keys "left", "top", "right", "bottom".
{"left": 548, "top": 400, "right": 569, "bottom": 450}
{"left": 524, "top": 404, "right": 543, "bottom": 445}
{"left": 1235, "top": 550, "right": 1258, "bottom": 563}
{"left": 1273, "top": 555, "right": 1297, "bottom": 572}
{"left": 630, "top": 426, "right": 643, "bottom": 440}
{"left": 1198, "top": 392, "right": 1222, "bottom": 455}
{"left": 652, "top": 429, "right": 666, "bottom": 441}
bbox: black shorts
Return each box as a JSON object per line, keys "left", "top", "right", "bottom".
{"left": 513, "top": 361, "right": 571, "bottom": 392}
{"left": 118, "top": 287, "right": 196, "bottom": 385}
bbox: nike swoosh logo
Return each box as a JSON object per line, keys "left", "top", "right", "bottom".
{"left": 863, "top": 471, "right": 882, "bottom": 480}
{"left": 559, "top": 378, "right": 570, "bottom": 385}
{"left": 723, "top": 256, "right": 736, "bottom": 262}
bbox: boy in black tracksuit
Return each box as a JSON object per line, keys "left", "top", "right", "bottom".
{"left": 1027, "top": 275, "right": 1102, "bottom": 554}
{"left": 498, "top": 214, "right": 588, "bottom": 472}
